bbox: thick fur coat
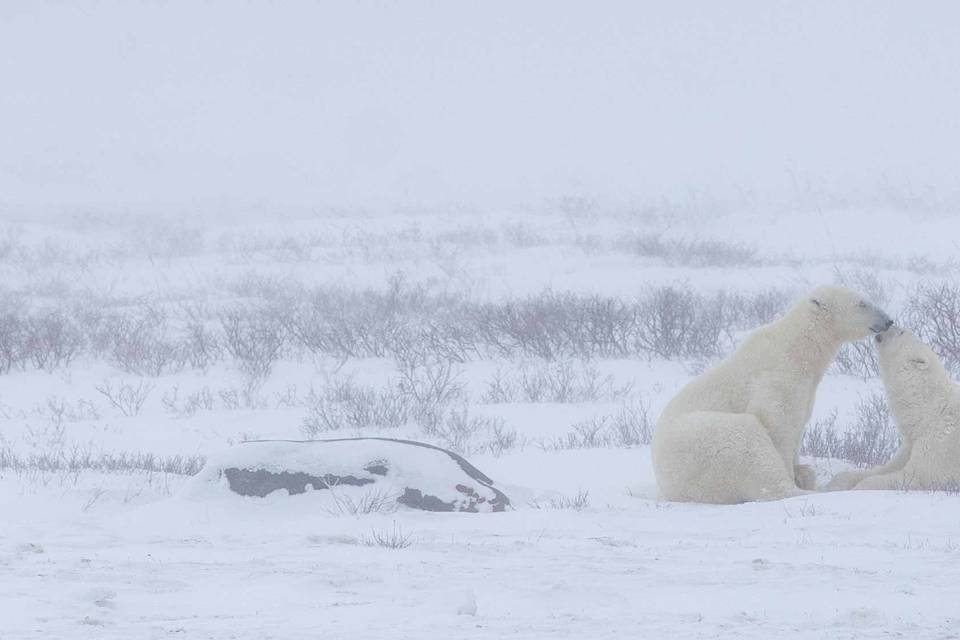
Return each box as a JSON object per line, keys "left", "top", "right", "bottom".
{"left": 652, "top": 285, "right": 892, "bottom": 504}
{"left": 827, "top": 328, "right": 960, "bottom": 491}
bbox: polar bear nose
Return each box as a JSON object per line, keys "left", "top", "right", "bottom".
{"left": 870, "top": 314, "right": 894, "bottom": 333}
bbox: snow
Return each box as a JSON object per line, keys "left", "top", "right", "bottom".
{"left": 3, "top": 2, "right": 960, "bottom": 637}
{"left": 4, "top": 459, "right": 960, "bottom": 638}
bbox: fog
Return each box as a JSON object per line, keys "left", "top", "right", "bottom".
{"left": 2, "top": 1, "right": 959, "bottom": 211}
{"left": 7, "top": 5, "right": 960, "bottom": 636}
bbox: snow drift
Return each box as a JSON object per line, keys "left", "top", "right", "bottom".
{"left": 186, "top": 438, "right": 511, "bottom": 513}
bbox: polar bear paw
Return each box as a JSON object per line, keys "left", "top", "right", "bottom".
{"left": 825, "top": 470, "right": 865, "bottom": 492}
{"left": 794, "top": 464, "right": 817, "bottom": 491}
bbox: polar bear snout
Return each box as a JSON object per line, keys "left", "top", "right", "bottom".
{"left": 869, "top": 313, "right": 894, "bottom": 334}
{"left": 875, "top": 327, "right": 904, "bottom": 344}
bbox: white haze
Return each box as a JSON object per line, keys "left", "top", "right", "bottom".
{"left": 6, "top": 5, "right": 960, "bottom": 637}
{"left": 2, "top": 0, "right": 959, "bottom": 212}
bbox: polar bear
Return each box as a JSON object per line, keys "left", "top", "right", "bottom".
{"left": 826, "top": 328, "right": 960, "bottom": 492}
{"left": 652, "top": 285, "right": 892, "bottom": 504}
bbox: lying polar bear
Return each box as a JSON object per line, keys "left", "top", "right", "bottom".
{"left": 827, "top": 328, "right": 960, "bottom": 492}
{"left": 652, "top": 285, "right": 892, "bottom": 504}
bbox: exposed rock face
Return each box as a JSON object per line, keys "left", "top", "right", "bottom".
{"left": 222, "top": 468, "right": 375, "bottom": 498}
{"left": 197, "top": 437, "right": 510, "bottom": 513}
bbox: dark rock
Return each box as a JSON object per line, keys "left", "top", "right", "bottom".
{"left": 222, "top": 468, "right": 374, "bottom": 498}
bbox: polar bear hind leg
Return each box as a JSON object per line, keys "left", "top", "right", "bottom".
{"left": 656, "top": 411, "right": 809, "bottom": 504}
{"left": 855, "top": 471, "right": 915, "bottom": 491}
{"left": 854, "top": 467, "right": 957, "bottom": 492}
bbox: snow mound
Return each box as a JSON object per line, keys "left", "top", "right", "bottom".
{"left": 185, "top": 438, "right": 511, "bottom": 513}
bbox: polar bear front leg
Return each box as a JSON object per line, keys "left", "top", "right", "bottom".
{"left": 748, "top": 399, "right": 807, "bottom": 489}
{"left": 825, "top": 442, "right": 913, "bottom": 491}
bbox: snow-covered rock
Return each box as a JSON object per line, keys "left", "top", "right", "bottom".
{"left": 188, "top": 438, "right": 511, "bottom": 513}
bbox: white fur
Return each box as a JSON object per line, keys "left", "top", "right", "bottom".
{"left": 827, "top": 328, "right": 960, "bottom": 492}
{"left": 652, "top": 285, "right": 891, "bottom": 504}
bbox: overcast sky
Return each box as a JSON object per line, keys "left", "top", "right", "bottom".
{"left": 2, "top": 1, "right": 958, "bottom": 211}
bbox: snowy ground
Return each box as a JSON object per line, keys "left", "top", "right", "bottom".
{"left": 3, "top": 208, "right": 960, "bottom": 639}
{"left": 5, "top": 458, "right": 960, "bottom": 639}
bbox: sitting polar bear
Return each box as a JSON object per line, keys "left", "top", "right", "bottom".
{"left": 652, "top": 285, "right": 892, "bottom": 504}
{"left": 827, "top": 328, "right": 960, "bottom": 492}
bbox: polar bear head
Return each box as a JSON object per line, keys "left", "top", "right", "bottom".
{"left": 875, "top": 327, "right": 952, "bottom": 427}
{"left": 807, "top": 285, "right": 893, "bottom": 342}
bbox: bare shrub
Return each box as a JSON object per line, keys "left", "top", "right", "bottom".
{"left": 801, "top": 394, "right": 899, "bottom": 468}
{"left": 23, "top": 417, "right": 67, "bottom": 453}
{"left": 394, "top": 349, "right": 465, "bottom": 433}
{"left": 848, "top": 392, "right": 902, "bottom": 467}
{"left": 614, "top": 233, "right": 760, "bottom": 267}
{"left": 34, "top": 396, "right": 100, "bottom": 425}
{"left": 209, "top": 387, "right": 237, "bottom": 410}
{"left": 138, "top": 222, "right": 205, "bottom": 260}
{"left": 0, "top": 227, "right": 22, "bottom": 261}
{"left": 614, "top": 232, "right": 671, "bottom": 260}
{"left": 431, "top": 405, "right": 508, "bottom": 455}
{"left": 220, "top": 308, "right": 285, "bottom": 390}
{"left": 605, "top": 399, "right": 654, "bottom": 446}
{"left": 904, "top": 282, "right": 960, "bottom": 374}
{"left": 94, "top": 307, "right": 185, "bottom": 376}
{"left": 362, "top": 522, "right": 414, "bottom": 549}
{"left": 416, "top": 320, "right": 482, "bottom": 364}
{"left": 573, "top": 233, "right": 603, "bottom": 254}
{"left": 0, "top": 310, "right": 26, "bottom": 373}
{"left": 301, "top": 380, "right": 412, "bottom": 435}
{"left": 551, "top": 420, "right": 609, "bottom": 450}
{"left": 670, "top": 238, "right": 760, "bottom": 267}
{"left": 162, "top": 386, "right": 215, "bottom": 419}
{"left": 95, "top": 379, "right": 155, "bottom": 417}
{"left": 546, "top": 399, "right": 653, "bottom": 449}
{"left": 716, "top": 288, "right": 791, "bottom": 330}
{"left": 530, "top": 490, "right": 591, "bottom": 511}
{"left": 284, "top": 291, "right": 366, "bottom": 361}
{"left": 273, "top": 385, "right": 302, "bottom": 408}
{"left": 227, "top": 271, "right": 299, "bottom": 302}
{"left": 23, "top": 310, "right": 84, "bottom": 371}
{"left": 255, "top": 280, "right": 794, "bottom": 364}
{"left": 833, "top": 266, "right": 892, "bottom": 308}
{"left": 323, "top": 487, "right": 398, "bottom": 516}
{"left": 800, "top": 410, "right": 842, "bottom": 460}
{"left": 432, "top": 226, "right": 499, "bottom": 249}
{"left": 501, "top": 222, "right": 546, "bottom": 247}
{"left": 0, "top": 446, "right": 205, "bottom": 476}
{"left": 468, "top": 292, "right": 581, "bottom": 360}
{"left": 482, "top": 360, "right": 632, "bottom": 403}
{"left": 483, "top": 422, "right": 519, "bottom": 457}
{"left": 556, "top": 194, "right": 598, "bottom": 221}
{"left": 633, "top": 286, "right": 725, "bottom": 360}
{"left": 905, "top": 254, "right": 950, "bottom": 275}
{"left": 285, "top": 276, "right": 434, "bottom": 360}
{"left": 181, "top": 305, "right": 222, "bottom": 371}
{"left": 0, "top": 268, "right": 806, "bottom": 377}
{"left": 225, "top": 232, "right": 331, "bottom": 264}
{"left": 481, "top": 369, "right": 515, "bottom": 403}
{"left": 833, "top": 341, "right": 880, "bottom": 380}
